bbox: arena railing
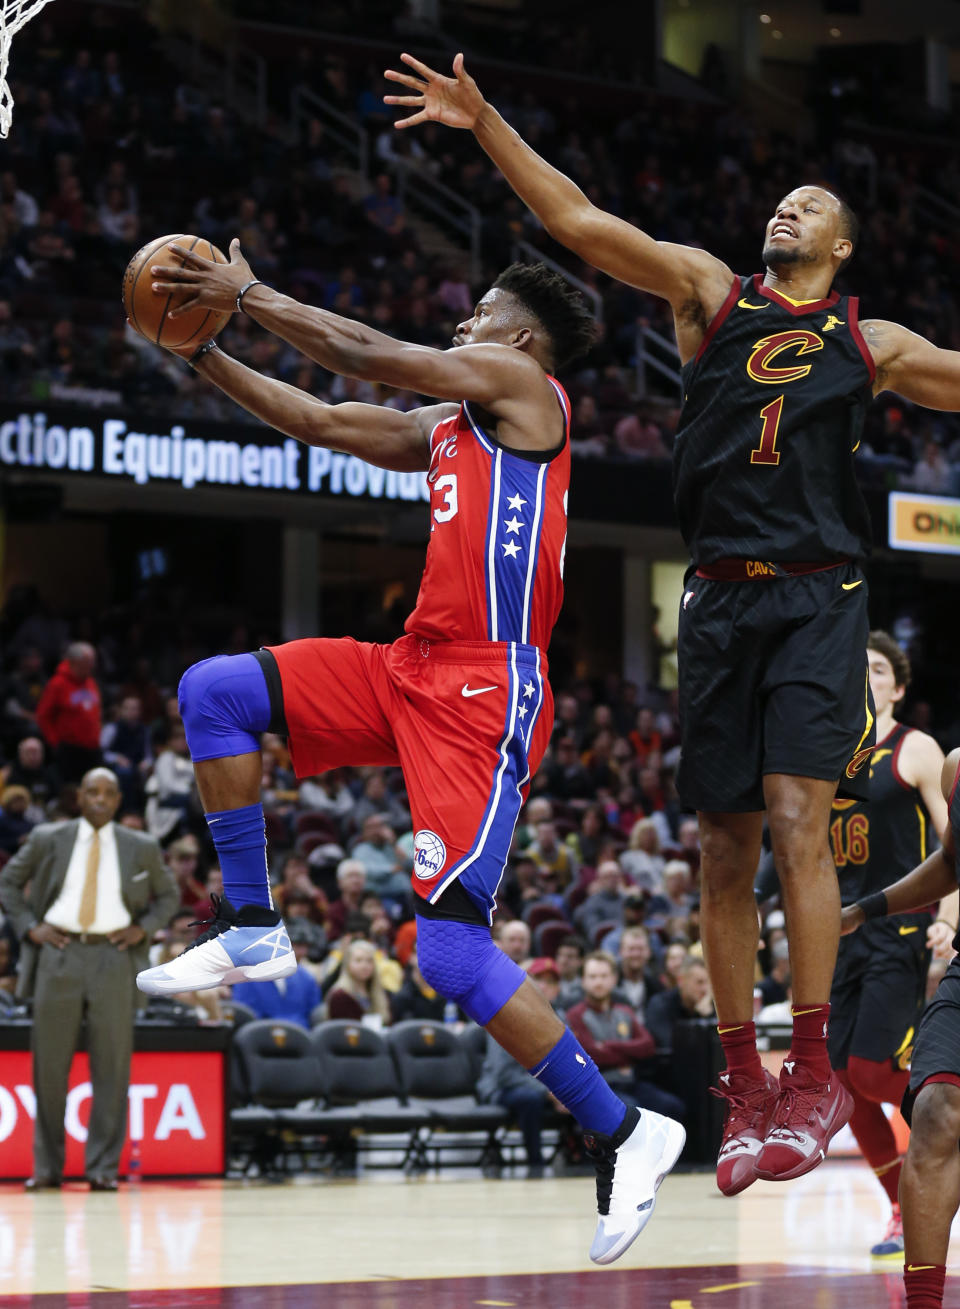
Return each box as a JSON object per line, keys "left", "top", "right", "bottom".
{"left": 289, "top": 83, "right": 370, "bottom": 176}
{"left": 635, "top": 323, "right": 682, "bottom": 399}
{"left": 509, "top": 239, "right": 603, "bottom": 322}
{"left": 163, "top": 29, "right": 268, "bottom": 129}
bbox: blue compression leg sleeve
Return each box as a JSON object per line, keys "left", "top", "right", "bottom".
{"left": 528, "top": 1028, "right": 626, "bottom": 1136}
{"left": 178, "top": 654, "right": 274, "bottom": 910}
{"left": 415, "top": 917, "right": 626, "bottom": 1135}
{"left": 415, "top": 918, "right": 526, "bottom": 1025}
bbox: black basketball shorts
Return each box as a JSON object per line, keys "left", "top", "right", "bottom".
{"left": 828, "top": 915, "right": 931, "bottom": 1071}
{"left": 676, "top": 562, "right": 874, "bottom": 813}
{"left": 902, "top": 954, "right": 960, "bottom": 1126}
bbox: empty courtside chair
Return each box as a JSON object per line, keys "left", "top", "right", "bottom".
{"left": 386, "top": 1020, "right": 509, "bottom": 1169}
{"left": 458, "top": 1023, "right": 489, "bottom": 1082}
{"left": 230, "top": 1020, "right": 324, "bottom": 1174}
{"left": 233, "top": 1020, "right": 324, "bottom": 1107}
{"left": 221, "top": 999, "right": 258, "bottom": 1030}
{"left": 303, "top": 1021, "right": 433, "bottom": 1167}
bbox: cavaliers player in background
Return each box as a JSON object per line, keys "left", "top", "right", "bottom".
{"left": 842, "top": 748, "right": 960, "bottom": 1309}
{"left": 133, "top": 245, "right": 685, "bottom": 1264}
{"left": 829, "top": 631, "right": 951, "bottom": 1260}
{"left": 385, "top": 50, "right": 960, "bottom": 1195}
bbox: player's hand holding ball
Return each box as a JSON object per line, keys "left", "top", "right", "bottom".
{"left": 123, "top": 235, "right": 258, "bottom": 352}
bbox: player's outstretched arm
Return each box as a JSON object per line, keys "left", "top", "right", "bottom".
{"left": 152, "top": 240, "right": 561, "bottom": 447}
{"left": 863, "top": 319, "right": 960, "bottom": 407}
{"left": 841, "top": 748, "right": 960, "bottom": 935}
{"left": 180, "top": 345, "right": 440, "bottom": 471}
{"left": 384, "top": 53, "right": 733, "bottom": 309}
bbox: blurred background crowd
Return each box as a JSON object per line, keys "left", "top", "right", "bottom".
{"left": 0, "top": 7, "right": 960, "bottom": 490}
{"left": 1, "top": 0, "right": 959, "bottom": 1168}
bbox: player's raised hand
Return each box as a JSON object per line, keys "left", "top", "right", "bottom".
{"left": 384, "top": 52, "right": 484, "bottom": 131}
{"left": 839, "top": 903, "right": 865, "bottom": 936}
{"left": 151, "top": 237, "right": 256, "bottom": 317}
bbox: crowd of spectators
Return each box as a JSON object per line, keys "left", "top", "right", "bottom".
{"left": 2, "top": 9, "right": 960, "bottom": 491}
{"left": 1, "top": 5, "right": 959, "bottom": 1165}
{"left": 1, "top": 573, "right": 952, "bottom": 1164}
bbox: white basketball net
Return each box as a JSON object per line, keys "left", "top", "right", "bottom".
{"left": 0, "top": 0, "right": 56, "bottom": 138}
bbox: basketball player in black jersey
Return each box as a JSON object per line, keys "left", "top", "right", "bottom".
{"left": 842, "top": 748, "right": 960, "bottom": 1309}
{"left": 386, "top": 51, "right": 960, "bottom": 1191}
{"left": 829, "top": 632, "right": 949, "bottom": 1259}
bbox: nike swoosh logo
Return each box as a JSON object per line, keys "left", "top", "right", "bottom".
{"left": 899, "top": 925, "right": 919, "bottom": 935}
{"left": 132, "top": 871, "right": 149, "bottom": 881}
{"left": 461, "top": 684, "right": 498, "bottom": 698}
{"left": 841, "top": 580, "right": 863, "bottom": 591}
{"left": 738, "top": 298, "right": 768, "bottom": 310}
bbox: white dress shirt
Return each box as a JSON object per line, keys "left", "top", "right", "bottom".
{"left": 45, "top": 818, "right": 131, "bottom": 934}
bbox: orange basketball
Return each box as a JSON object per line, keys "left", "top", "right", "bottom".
{"left": 122, "top": 233, "right": 232, "bottom": 350}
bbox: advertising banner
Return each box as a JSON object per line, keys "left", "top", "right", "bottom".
{"left": 0, "top": 1051, "right": 225, "bottom": 1178}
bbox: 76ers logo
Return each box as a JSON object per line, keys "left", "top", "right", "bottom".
{"left": 747, "top": 330, "right": 823, "bottom": 384}
{"left": 413, "top": 830, "right": 447, "bottom": 879}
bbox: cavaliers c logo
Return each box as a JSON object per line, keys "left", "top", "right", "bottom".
{"left": 747, "top": 330, "right": 823, "bottom": 384}
{"left": 845, "top": 746, "right": 873, "bottom": 779}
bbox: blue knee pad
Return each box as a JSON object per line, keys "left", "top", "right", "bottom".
{"left": 416, "top": 918, "right": 526, "bottom": 1026}
{"left": 178, "top": 654, "right": 272, "bottom": 762}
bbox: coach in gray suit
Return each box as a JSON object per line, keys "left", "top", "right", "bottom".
{"left": 0, "top": 767, "right": 178, "bottom": 1190}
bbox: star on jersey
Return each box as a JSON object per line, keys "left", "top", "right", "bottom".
{"left": 506, "top": 493, "right": 526, "bottom": 511}
{"left": 518, "top": 704, "right": 528, "bottom": 720}
{"left": 501, "top": 540, "right": 521, "bottom": 558}
{"left": 503, "top": 515, "right": 524, "bottom": 534}
{"left": 523, "top": 680, "right": 535, "bottom": 699}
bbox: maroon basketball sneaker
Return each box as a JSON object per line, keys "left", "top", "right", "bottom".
{"left": 712, "top": 1069, "right": 779, "bottom": 1196}
{"left": 754, "top": 1061, "right": 854, "bottom": 1182}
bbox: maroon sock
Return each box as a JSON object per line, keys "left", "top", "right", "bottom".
{"left": 845, "top": 1057, "right": 909, "bottom": 1205}
{"left": 787, "top": 1003, "right": 832, "bottom": 1083}
{"left": 717, "top": 1020, "right": 764, "bottom": 1083}
{"left": 904, "top": 1263, "right": 946, "bottom": 1308}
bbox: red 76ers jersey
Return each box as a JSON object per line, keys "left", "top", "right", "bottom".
{"left": 404, "top": 377, "right": 571, "bottom": 650}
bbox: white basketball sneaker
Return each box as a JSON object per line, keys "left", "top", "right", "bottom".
{"left": 584, "top": 1104, "right": 686, "bottom": 1265}
{"left": 137, "top": 894, "right": 296, "bottom": 995}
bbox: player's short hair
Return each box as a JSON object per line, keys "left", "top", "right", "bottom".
{"left": 492, "top": 261, "right": 596, "bottom": 369}
{"left": 836, "top": 194, "right": 859, "bottom": 266}
{"left": 868, "top": 629, "right": 911, "bottom": 690}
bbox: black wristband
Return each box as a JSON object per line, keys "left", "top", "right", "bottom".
{"left": 857, "top": 891, "right": 888, "bottom": 920}
{"left": 236, "top": 279, "right": 263, "bottom": 312}
{"left": 186, "top": 339, "right": 218, "bottom": 369}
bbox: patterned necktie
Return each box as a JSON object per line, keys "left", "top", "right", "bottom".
{"left": 78, "top": 829, "right": 100, "bottom": 931}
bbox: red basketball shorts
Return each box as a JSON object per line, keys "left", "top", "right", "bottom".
{"left": 266, "top": 634, "right": 552, "bottom": 922}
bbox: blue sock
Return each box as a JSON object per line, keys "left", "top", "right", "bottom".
{"left": 205, "top": 802, "right": 273, "bottom": 911}
{"left": 528, "top": 1027, "right": 626, "bottom": 1136}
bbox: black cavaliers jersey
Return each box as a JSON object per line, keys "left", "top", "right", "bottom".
{"left": 950, "top": 761, "right": 960, "bottom": 952}
{"left": 833, "top": 723, "right": 934, "bottom": 905}
{"left": 674, "top": 274, "right": 874, "bottom": 564}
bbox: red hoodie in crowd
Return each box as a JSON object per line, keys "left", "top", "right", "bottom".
{"left": 36, "top": 659, "right": 102, "bottom": 749}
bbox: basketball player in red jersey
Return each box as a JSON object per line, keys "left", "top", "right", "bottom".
{"left": 828, "top": 632, "right": 949, "bottom": 1259}
{"left": 842, "top": 748, "right": 960, "bottom": 1309}
{"left": 385, "top": 52, "right": 960, "bottom": 1192}
{"left": 135, "top": 245, "right": 686, "bottom": 1264}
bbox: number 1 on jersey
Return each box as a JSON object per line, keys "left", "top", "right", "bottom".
{"left": 750, "top": 395, "right": 784, "bottom": 466}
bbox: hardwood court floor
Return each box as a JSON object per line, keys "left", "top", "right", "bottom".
{"left": 3, "top": 1161, "right": 960, "bottom": 1306}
